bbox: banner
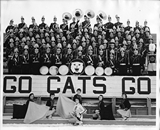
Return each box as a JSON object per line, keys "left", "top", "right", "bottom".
{"left": 3, "top": 75, "right": 156, "bottom": 98}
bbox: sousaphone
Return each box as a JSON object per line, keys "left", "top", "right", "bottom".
{"left": 62, "top": 12, "right": 72, "bottom": 21}
{"left": 85, "top": 10, "right": 95, "bottom": 19}
{"left": 97, "top": 11, "right": 107, "bottom": 20}
{"left": 73, "top": 9, "right": 83, "bottom": 20}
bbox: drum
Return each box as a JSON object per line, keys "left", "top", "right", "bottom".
{"left": 40, "top": 66, "right": 49, "bottom": 75}
{"left": 95, "top": 67, "right": 104, "bottom": 76}
{"left": 59, "top": 65, "right": 69, "bottom": 75}
{"left": 85, "top": 65, "right": 95, "bottom": 76}
{"left": 49, "top": 66, "right": 58, "bottom": 76}
{"left": 104, "top": 67, "right": 113, "bottom": 76}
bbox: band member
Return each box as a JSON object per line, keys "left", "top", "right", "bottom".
{"left": 103, "top": 15, "right": 114, "bottom": 30}
{"left": 84, "top": 45, "right": 97, "bottom": 68}
{"left": 117, "top": 48, "right": 128, "bottom": 75}
{"left": 41, "top": 45, "right": 53, "bottom": 68}
{"left": 69, "top": 17, "right": 79, "bottom": 35}
{"left": 114, "top": 15, "right": 122, "bottom": 29}
{"left": 18, "top": 16, "right": 27, "bottom": 30}
{"left": 49, "top": 16, "right": 59, "bottom": 34}
{"left": 8, "top": 48, "right": 21, "bottom": 74}
{"left": 21, "top": 49, "right": 31, "bottom": 74}
{"left": 31, "top": 47, "right": 41, "bottom": 75}
{"left": 143, "top": 20, "right": 150, "bottom": 32}
{"left": 5, "top": 19, "right": 15, "bottom": 33}
{"left": 134, "top": 21, "right": 141, "bottom": 32}
{"left": 60, "top": 18, "right": 68, "bottom": 37}
{"left": 52, "top": 47, "right": 63, "bottom": 68}
{"left": 62, "top": 44, "right": 73, "bottom": 66}
{"left": 97, "top": 47, "right": 106, "bottom": 68}
{"left": 107, "top": 53, "right": 117, "bottom": 74}
{"left": 94, "top": 16, "right": 103, "bottom": 30}
{"left": 29, "top": 17, "right": 37, "bottom": 30}
{"left": 130, "top": 49, "right": 142, "bottom": 76}
{"left": 124, "top": 19, "right": 132, "bottom": 32}
{"left": 39, "top": 16, "right": 47, "bottom": 30}
{"left": 74, "top": 46, "right": 84, "bottom": 60}
{"left": 81, "top": 15, "right": 91, "bottom": 29}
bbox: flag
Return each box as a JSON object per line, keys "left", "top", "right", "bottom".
{"left": 56, "top": 94, "right": 75, "bottom": 119}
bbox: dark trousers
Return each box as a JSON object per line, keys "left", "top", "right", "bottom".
{"left": 119, "top": 65, "right": 127, "bottom": 75}
{"left": 132, "top": 65, "right": 141, "bottom": 76}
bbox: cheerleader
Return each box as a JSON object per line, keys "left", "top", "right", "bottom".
{"left": 117, "top": 93, "right": 131, "bottom": 120}
{"left": 70, "top": 97, "right": 86, "bottom": 126}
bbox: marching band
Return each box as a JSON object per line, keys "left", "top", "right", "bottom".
{"left": 4, "top": 9, "right": 156, "bottom": 76}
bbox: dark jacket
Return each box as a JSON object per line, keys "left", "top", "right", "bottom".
{"left": 46, "top": 99, "right": 55, "bottom": 110}
{"left": 120, "top": 99, "right": 131, "bottom": 110}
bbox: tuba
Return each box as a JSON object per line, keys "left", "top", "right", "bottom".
{"left": 73, "top": 9, "right": 83, "bottom": 20}
{"left": 85, "top": 10, "right": 95, "bottom": 19}
{"left": 97, "top": 11, "right": 107, "bottom": 20}
{"left": 62, "top": 12, "right": 72, "bottom": 21}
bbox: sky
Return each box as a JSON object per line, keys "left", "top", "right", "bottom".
{"left": 1, "top": 0, "right": 160, "bottom": 34}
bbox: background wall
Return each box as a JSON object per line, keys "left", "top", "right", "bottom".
{"left": 1, "top": 0, "right": 160, "bottom": 34}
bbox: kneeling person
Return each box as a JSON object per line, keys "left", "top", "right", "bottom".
{"left": 46, "top": 93, "right": 56, "bottom": 119}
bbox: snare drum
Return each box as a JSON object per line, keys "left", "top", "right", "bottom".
{"left": 59, "top": 65, "right": 69, "bottom": 76}
{"left": 95, "top": 67, "right": 104, "bottom": 76}
{"left": 49, "top": 66, "right": 58, "bottom": 76}
{"left": 104, "top": 67, "right": 113, "bottom": 76}
{"left": 85, "top": 65, "right": 95, "bottom": 76}
{"left": 40, "top": 66, "right": 49, "bottom": 75}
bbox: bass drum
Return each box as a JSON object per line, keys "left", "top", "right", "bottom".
{"left": 95, "top": 67, "right": 104, "bottom": 76}
{"left": 49, "top": 66, "right": 58, "bottom": 76}
{"left": 40, "top": 66, "right": 49, "bottom": 75}
{"left": 85, "top": 65, "right": 95, "bottom": 76}
{"left": 59, "top": 65, "right": 69, "bottom": 76}
{"left": 104, "top": 67, "right": 113, "bottom": 76}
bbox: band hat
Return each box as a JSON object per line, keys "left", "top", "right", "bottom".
{"left": 34, "top": 44, "right": 39, "bottom": 48}
{"left": 24, "top": 45, "right": 29, "bottom": 49}
{"left": 103, "top": 39, "right": 108, "bottom": 44}
{"left": 88, "top": 45, "right": 93, "bottom": 50}
{"left": 42, "top": 39, "right": 46, "bottom": 44}
{"left": 51, "top": 36, "right": 55, "bottom": 41}
{"left": 29, "top": 28, "right": 33, "bottom": 32}
{"left": 67, "top": 44, "right": 72, "bottom": 48}
{"left": 57, "top": 43, "right": 62, "bottom": 48}
{"left": 31, "top": 37, "right": 36, "bottom": 42}
{"left": 31, "top": 17, "right": 35, "bottom": 20}
{"left": 21, "top": 16, "right": 24, "bottom": 19}
{"left": 22, "top": 37, "right": 26, "bottom": 42}
{"left": 81, "top": 37, "right": 86, "bottom": 42}
{"left": 123, "top": 40, "right": 127, "bottom": 45}
{"left": 115, "top": 37, "right": 118, "bottom": 41}
{"left": 46, "top": 43, "right": 51, "bottom": 48}
{"left": 99, "top": 44, "right": 104, "bottom": 50}
{"left": 42, "top": 16, "right": 45, "bottom": 19}
{"left": 10, "top": 19, "right": 14, "bottom": 22}
{"left": 132, "top": 37, "right": 136, "bottom": 41}
{"left": 45, "top": 33, "right": 49, "bottom": 37}
{"left": 15, "top": 37, "right": 19, "bottom": 41}
{"left": 110, "top": 39, "right": 115, "bottom": 43}
{"left": 9, "top": 38, "right": 14, "bottom": 42}
{"left": 61, "top": 36, "right": 66, "bottom": 41}
{"left": 108, "top": 15, "right": 111, "bottom": 18}
{"left": 36, "top": 34, "right": 40, "bottom": 39}
{"left": 73, "top": 39, "right": 77, "bottom": 43}
{"left": 50, "top": 29, "right": 54, "bottom": 33}
{"left": 78, "top": 46, "right": 83, "bottom": 51}
{"left": 145, "top": 27, "right": 150, "bottom": 32}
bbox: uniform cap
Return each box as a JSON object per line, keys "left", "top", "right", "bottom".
{"left": 24, "top": 45, "right": 29, "bottom": 49}
{"left": 78, "top": 46, "right": 83, "bottom": 50}
{"left": 132, "top": 37, "right": 136, "bottom": 41}
{"left": 10, "top": 38, "right": 14, "bottom": 42}
{"left": 42, "top": 39, "right": 46, "bottom": 44}
{"left": 34, "top": 44, "right": 39, "bottom": 48}
{"left": 21, "top": 16, "right": 24, "bottom": 19}
{"left": 15, "top": 37, "right": 19, "bottom": 41}
{"left": 57, "top": 43, "right": 62, "bottom": 48}
{"left": 99, "top": 44, "right": 104, "bottom": 50}
{"left": 67, "top": 44, "right": 72, "bottom": 48}
{"left": 88, "top": 45, "right": 93, "bottom": 50}
{"left": 31, "top": 17, "right": 35, "bottom": 20}
{"left": 51, "top": 36, "right": 55, "bottom": 41}
{"left": 46, "top": 43, "right": 51, "bottom": 48}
